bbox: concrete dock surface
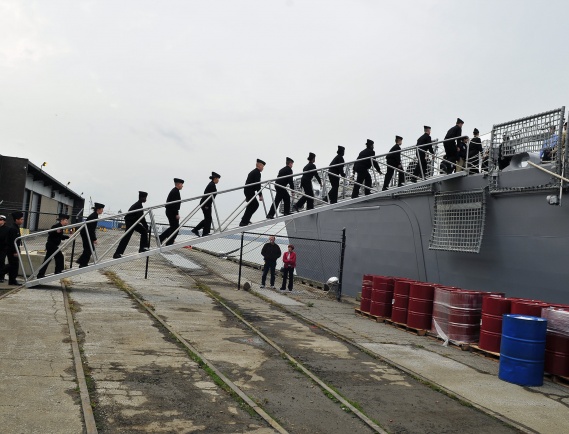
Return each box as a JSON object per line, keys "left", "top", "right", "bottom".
{"left": 1, "top": 252, "right": 568, "bottom": 433}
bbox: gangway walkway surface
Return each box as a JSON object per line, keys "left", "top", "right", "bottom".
{"left": 16, "top": 138, "right": 471, "bottom": 288}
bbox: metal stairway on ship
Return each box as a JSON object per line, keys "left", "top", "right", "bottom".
{"left": 17, "top": 138, "right": 470, "bottom": 288}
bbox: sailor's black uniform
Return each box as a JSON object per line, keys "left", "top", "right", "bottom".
{"left": 351, "top": 141, "right": 382, "bottom": 198}
{"left": 295, "top": 157, "right": 322, "bottom": 211}
{"left": 240, "top": 167, "right": 263, "bottom": 226}
{"left": 268, "top": 164, "right": 294, "bottom": 218}
{"left": 38, "top": 220, "right": 69, "bottom": 278}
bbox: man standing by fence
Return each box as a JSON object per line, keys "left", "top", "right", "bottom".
{"left": 260, "top": 235, "right": 281, "bottom": 289}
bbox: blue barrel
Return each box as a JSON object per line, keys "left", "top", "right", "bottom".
{"left": 499, "top": 314, "right": 547, "bottom": 386}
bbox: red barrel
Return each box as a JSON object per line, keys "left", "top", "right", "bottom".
{"left": 482, "top": 296, "right": 511, "bottom": 316}
{"left": 430, "top": 286, "right": 457, "bottom": 335}
{"left": 370, "top": 281, "right": 394, "bottom": 318}
{"left": 361, "top": 285, "right": 372, "bottom": 299}
{"left": 479, "top": 330, "right": 502, "bottom": 353}
{"left": 407, "top": 283, "right": 434, "bottom": 329}
{"left": 371, "top": 289, "right": 393, "bottom": 303}
{"left": 511, "top": 300, "right": 550, "bottom": 317}
{"left": 360, "top": 297, "right": 371, "bottom": 313}
{"left": 479, "top": 296, "right": 512, "bottom": 353}
{"left": 370, "top": 300, "right": 392, "bottom": 318}
{"left": 545, "top": 331, "right": 569, "bottom": 376}
{"left": 447, "top": 290, "right": 484, "bottom": 342}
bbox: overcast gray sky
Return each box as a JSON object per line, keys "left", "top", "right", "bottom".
{"left": 1, "top": 0, "right": 568, "bottom": 215}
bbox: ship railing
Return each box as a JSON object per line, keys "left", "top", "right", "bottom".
{"left": 15, "top": 139, "right": 468, "bottom": 284}
{"left": 316, "top": 135, "right": 471, "bottom": 199}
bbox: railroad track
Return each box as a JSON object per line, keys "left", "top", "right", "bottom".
{"left": 2, "top": 258, "right": 523, "bottom": 433}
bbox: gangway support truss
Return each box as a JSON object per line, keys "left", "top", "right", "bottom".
{"left": 17, "top": 139, "right": 470, "bottom": 288}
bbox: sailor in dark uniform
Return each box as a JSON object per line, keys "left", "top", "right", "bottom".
{"left": 351, "top": 139, "right": 383, "bottom": 198}
{"left": 77, "top": 203, "right": 104, "bottom": 268}
{"left": 113, "top": 191, "right": 149, "bottom": 258}
{"left": 192, "top": 172, "right": 220, "bottom": 236}
{"left": 239, "top": 159, "right": 265, "bottom": 226}
{"left": 37, "top": 213, "right": 70, "bottom": 278}
{"left": 443, "top": 118, "right": 464, "bottom": 174}
{"left": 0, "top": 215, "right": 9, "bottom": 282}
{"left": 327, "top": 146, "right": 346, "bottom": 204}
{"left": 413, "top": 126, "right": 434, "bottom": 181}
{"left": 6, "top": 211, "right": 24, "bottom": 285}
{"left": 468, "top": 128, "right": 483, "bottom": 174}
{"left": 159, "top": 178, "right": 184, "bottom": 246}
{"left": 294, "top": 152, "right": 322, "bottom": 211}
{"left": 383, "top": 136, "right": 405, "bottom": 190}
{"left": 267, "top": 158, "right": 294, "bottom": 219}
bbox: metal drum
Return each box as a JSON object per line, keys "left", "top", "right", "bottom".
{"left": 499, "top": 314, "right": 547, "bottom": 387}
{"left": 359, "top": 274, "right": 373, "bottom": 313}
{"left": 511, "top": 300, "right": 550, "bottom": 317}
{"left": 391, "top": 279, "right": 412, "bottom": 324}
{"left": 370, "top": 280, "right": 393, "bottom": 318}
{"left": 545, "top": 331, "right": 569, "bottom": 377}
{"left": 479, "top": 296, "right": 511, "bottom": 353}
{"left": 542, "top": 308, "right": 569, "bottom": 377}
{"left": 407, "top": 283, "right": 434, "bottom": 330}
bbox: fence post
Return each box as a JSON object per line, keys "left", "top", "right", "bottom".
{"left": 338, "top": 227, "right": 346, "bottom": 301}
{"left": 237, "top": 231, "right": 245, "bottom": 290}
{"left": 144, "top": 224, "right": 151, "bottom": 279}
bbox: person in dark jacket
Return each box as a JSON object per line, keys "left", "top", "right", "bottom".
{"left": 0, "top": 215, "right": 9, "bottom": 282}
{"left": 6, "top": 211, "right": 25, "bottom": 284}
{"left": 294, "top": 153, "right": 322, "bottom": 211}
{"left": 37, "top": 213, "right": 70, "bottom": 278}
{"left": 159, "top": 178, "right": 184, "bottom": 245}
{"left": 468, "top": 128, "right": 484, "bottom": 174}
{"left": 327, "top": 146, "right": 346, "bottom": 204}
{"left": 77, "top": 203, "right": 104, "bottom": 268}
{"left": 443, "top": 118, "right": 464, "bottom": 174}
{"left": 113, "top": 191, "right": 149, "bottom": 258}
{"left": 351, "top": 139, "right": 383, "bottom": 198}
{"left": 240, "top": 159, "right": 265, "bottom": 226}
{"left": 412, "top": 126, "right": 434, "bottom": 181}
{"left": 193, "top": 172, "right": 220, "bottom": 237}
{"left": 280, "top": 244, "right": 296, "bottom": 292}
{"left": 260, "top": 235, "right": 282, "bottom": 289}
{"left": 267, "top": 158, "right": 294, "bottom": 218}
{"left": 383, "top": 136, "right": 405, "bottom": 190}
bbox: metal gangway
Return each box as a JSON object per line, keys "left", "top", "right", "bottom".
{"left": 17, "top": 136, "right": 473, "bottom": 288}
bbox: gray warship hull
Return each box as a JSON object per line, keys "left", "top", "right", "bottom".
{"left": 287, "top": 162, "right": 569, "bottom": 304}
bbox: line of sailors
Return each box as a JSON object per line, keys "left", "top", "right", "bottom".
{"left": 29, "top": 118, "right": 484, "bottom": 277}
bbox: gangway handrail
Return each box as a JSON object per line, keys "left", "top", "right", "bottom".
{"left": 15, "top": 135, "right": 472, "bottom": 285}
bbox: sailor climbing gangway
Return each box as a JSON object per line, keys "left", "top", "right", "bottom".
{"left": 16, "top": 136, "right": 471, "bottom": 288}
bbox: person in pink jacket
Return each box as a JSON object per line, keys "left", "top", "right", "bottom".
{"left": 280, "top": 244, "right": 296, "bottom": 291}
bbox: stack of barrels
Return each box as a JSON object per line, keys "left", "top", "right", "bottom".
{"left": 356, "top": 273, "right": 569, "bottom": 383}
{"left": 370, "top": 276, "right": 394, "bottom": 318}
{"left": 431, "top": 288, "right": 497, "bottom": 343}
{"left": 359, "top": 274, "right": 373, "bottom": 313}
